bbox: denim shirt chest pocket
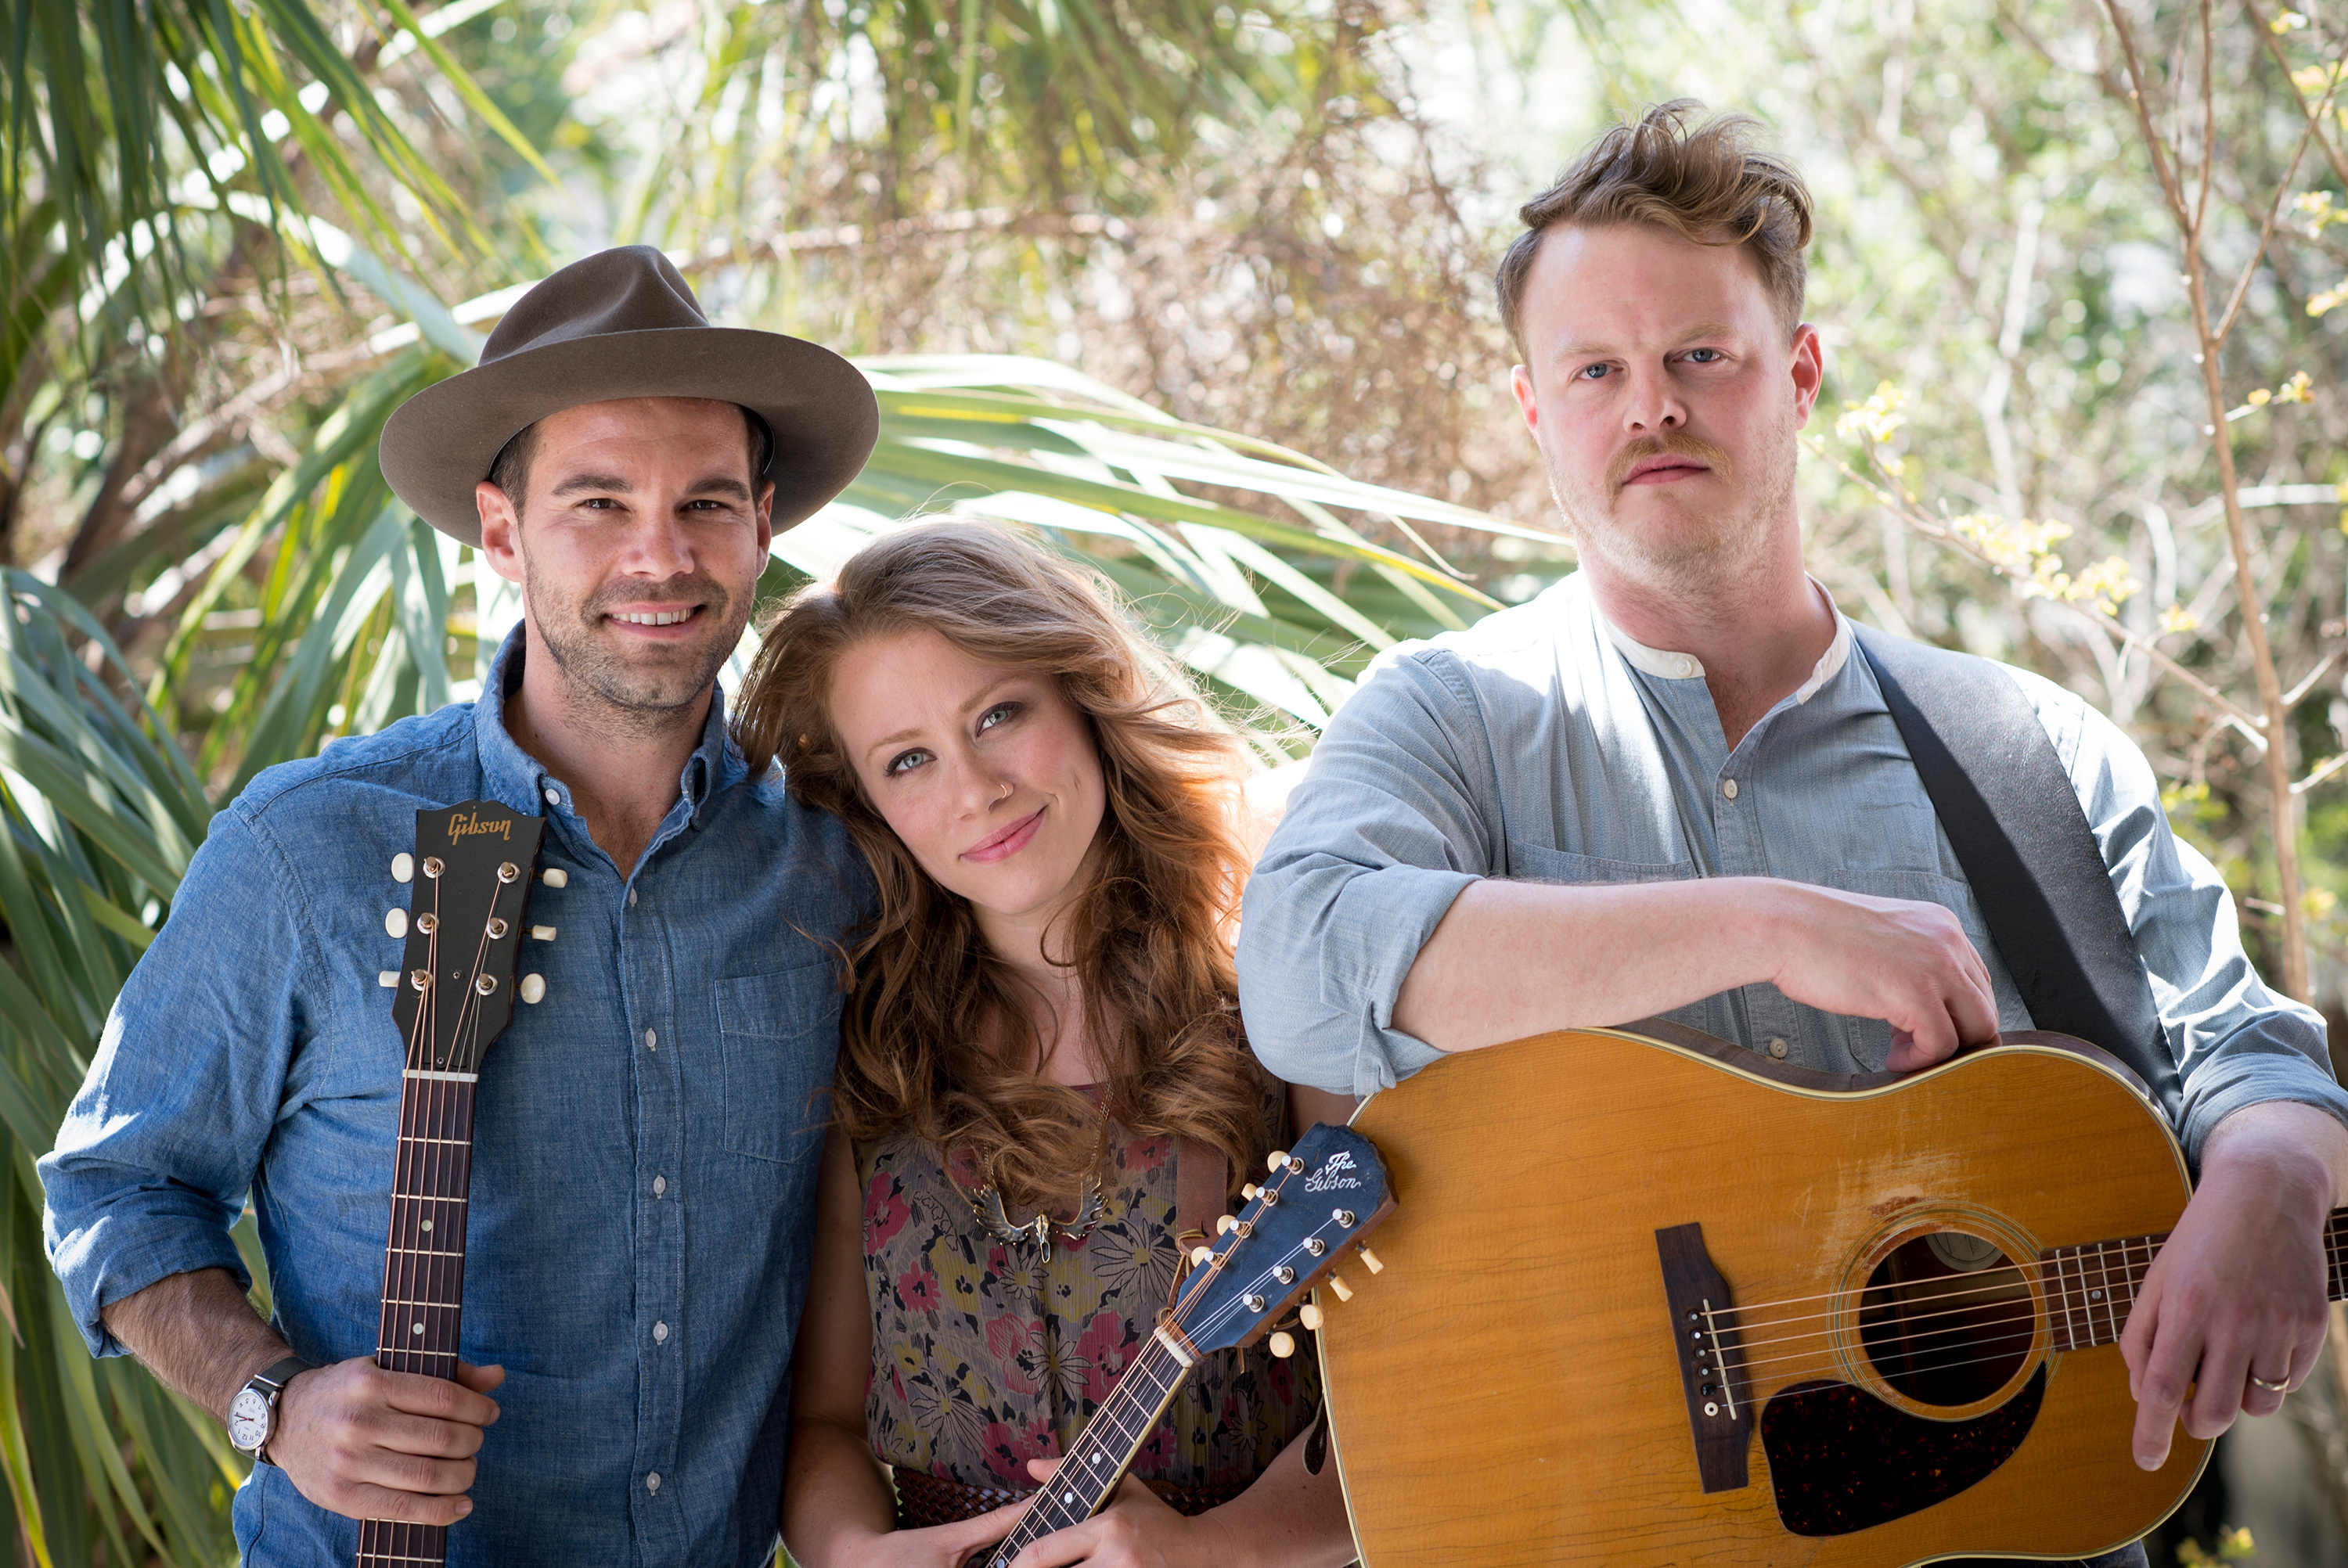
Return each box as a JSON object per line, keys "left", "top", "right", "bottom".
{"left": 715, "top": 964, "right": 843, "bottom": 1165}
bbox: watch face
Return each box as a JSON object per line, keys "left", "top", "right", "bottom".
{"left": 227, "top": 1386, "right": 271, "bottom": 1452}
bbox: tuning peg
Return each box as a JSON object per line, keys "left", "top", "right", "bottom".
{"left": 385, "top": 908, "right": 408, "bottom": 938}
{"left": 1189, "top": 1245, "right": 1212, "bottom": 1267}
{"left": 378, "top": 970, "right": 400, "bottom": 988}
{"left": 538, "top": 867, "right": 568, "bottom": 888}
{"left": 1266, "top": 1149, "right": 1288, "bottom": 1173}
{"left": 1359, "top": 1248, "right": 1385, "bottom": 1275}
{"left": 1298, "top": 1303, "right": 1323, "bottom": 1331}
{"left": 391, "top": 853, "right": 414, "bottom": 883}
{"left": 1216, "top": 1214, "right": 1239, "bottom": 1235}
{"left": 1327, "top": 1275, "right": 1353, "bottom": 1303}
{"left": 530, "top": 924, "right": 557, "bottom": 941}
{"left": 1241, "top": 1183, "right": 1260, "bottom": 1200}
{"left": 519, "top": 974, "right": 546, "bottom": 1004}
{"left": 1267, "top": 1331, "right": 1296, "bottom": 1358}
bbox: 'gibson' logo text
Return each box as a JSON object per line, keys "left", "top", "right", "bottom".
{"left": 448, "top": 810, "right": 511, "bottom": 842}
{"left": 1304, "top": 1150, "right": 1361, "bottom": 1193}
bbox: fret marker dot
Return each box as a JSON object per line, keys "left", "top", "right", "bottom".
{"left": 412, "top": 1322, "right": 424, "bottom": 1335}
{"left": 1063, "top": 1491, "right": 1075, "bottom": 1505}
{"left": 420, "top": 1220, "right": 433, "bottom": 1232}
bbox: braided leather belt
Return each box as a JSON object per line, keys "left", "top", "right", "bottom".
{"left": 892, "top": 1466, "right": 1249, "bottom": 1530}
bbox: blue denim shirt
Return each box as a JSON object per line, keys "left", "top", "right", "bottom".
{"left": 40, "top": 631, "right": 866, "bottom": 1567}
{"left": 1237, "top": 574, "right": 2348, "bottom": 1162}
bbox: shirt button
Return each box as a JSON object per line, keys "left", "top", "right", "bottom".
{"left": 644, "top": 1029, "right": 657, "bottom": 1050}
{"left": 653, "top": 1174, "right": 667, "bottom": 1196}
{"left": 646, "top": 1472, "right": 661, "bottom": 1494}
{"left": 1677, "top": 656, "right": 1698, "bottom": 678}
{"left": 654, "top": 1321, "right": 669, "bottom": 1343}
{"left": 1722, "top": 779, "right": 1740, "bottom": 800}
{"left": 1767, "top": 1037, "right": 1789, "bottom": 1059}
{"left": 543, "top": 787, "right": 560, "bottom": 807}
{"left": 628, "top": 887, "right": 638, "bottom": 907}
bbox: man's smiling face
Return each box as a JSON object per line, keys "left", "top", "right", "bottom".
{"left": 476, "top": 396, "right": 774, "bottom": 729}
{"left": 1509, "top": 223, "right": 1822, "bottom": 595}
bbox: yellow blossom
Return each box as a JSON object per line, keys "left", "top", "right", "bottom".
{"left": 2307, "top": 886, "right": 2338, "bottom": 919}
{"left": 2274, "top": 8, "right": 2310, "bottom": 31}
{"left": 1836, "top": 381, "right": 1908, "bottom": 445}
{"left": 2308, "top": 278, "right": 2348, "bottom": 316}
{"left": 2160, "top": 602, "right": 2201, "bottom": 635}
{"left": 2276, "top": 369, "right": 2314, "bottom": 403}
{"left": 2296, "top": 190, "right": 2346, "bottom": 235}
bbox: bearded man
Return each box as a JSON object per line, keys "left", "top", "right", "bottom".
{"left": 1236, "top": 103, "right": 2348, "bottom": 1567}
{"left": 41, "top": 247, "right": 876, "bottom": 1566}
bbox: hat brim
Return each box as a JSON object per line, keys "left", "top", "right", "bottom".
{"left": 378, "top": 326, "right": 879, "bottom": 545}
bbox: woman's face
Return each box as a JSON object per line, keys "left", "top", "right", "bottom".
{"left": 828, "top": 627, "right": 1108, "bottom": 937}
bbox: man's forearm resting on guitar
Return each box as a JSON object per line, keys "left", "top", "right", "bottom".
{"left": 101, "top": 1267, "right": 502, "bottom": 1524}
{"left": 1391, "top": 875, "right": 1999, "bottom": 1069}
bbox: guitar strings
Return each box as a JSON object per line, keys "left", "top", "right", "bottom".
{"left": 1708, "top": 1221, "right": 2348, "bottom": 1348}
{"left": 1702, "top": 1258, "right": 2146, "bottom": 1352}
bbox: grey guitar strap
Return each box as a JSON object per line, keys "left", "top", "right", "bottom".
{"left": 1851, "top": 624, "right": 2182, "bottom": 1131}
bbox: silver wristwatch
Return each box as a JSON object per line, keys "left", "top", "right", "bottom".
{"left": 226, "top": 1356, "right": 312, "bottom": 1465}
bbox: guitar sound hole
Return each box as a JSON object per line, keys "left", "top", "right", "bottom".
{"left": 1857, "top": 1230, "right": 2034, "bottom": 1407}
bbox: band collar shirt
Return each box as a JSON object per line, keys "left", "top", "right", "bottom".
{"left": 1235, "top": 571, "right": 2348, "bottom": 1163}
{"left": 40, "top": 628, "right": 867, "bottom": 1567}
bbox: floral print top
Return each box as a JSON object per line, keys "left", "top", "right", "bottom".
{"left": 856, "top": 1093, "right": 1321, "bottom": 1492}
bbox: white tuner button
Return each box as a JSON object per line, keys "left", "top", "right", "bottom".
{"left": 530, "top": 925, "right": 556, "bottom": 941}
{"left": 378, "top": 971, "right": 400, "bottom": 988}
{"left": 385, "top": 908, "right": 408, "bottom": 939}
{"left": 1298, "top": 1303, "right": 1324, "bottom": 1331}
{"left": 519, "top": 974, "right": 546, "bottom": 1004}
{"left": 1268, "top": 1331, "right": 1296, "bottom": 1358}
{"left": 538, "top": 867, "right": 568, "bottom": 888}
{"left": 391, "top": 853, "right": 414, "bottom": 883}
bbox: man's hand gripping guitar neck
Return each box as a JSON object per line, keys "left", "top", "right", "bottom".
{"left": 102, "top": 1267, "right": 503, "bottom": 1524}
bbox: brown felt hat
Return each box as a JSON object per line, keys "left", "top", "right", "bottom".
{"left": 380, "top": 246, "right": 877, "bottom": 545}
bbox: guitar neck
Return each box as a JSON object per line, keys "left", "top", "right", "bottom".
{"left": 2044, "top": 1203, "right": 2348, "bottom": 1352}
{"left": 357, "top": 1070, "right": 478, "bottom": 1568}
{"left": 978, "top": 1328, "right": 1200, "bottom": 1568}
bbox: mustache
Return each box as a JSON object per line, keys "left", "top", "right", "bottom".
{"left": 1607, "top": 433, "right": 1732, "bottom": 491}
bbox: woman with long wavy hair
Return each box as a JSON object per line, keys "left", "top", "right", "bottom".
{"left": 735, "top": 520, "right": 1356, "bottom": 1568}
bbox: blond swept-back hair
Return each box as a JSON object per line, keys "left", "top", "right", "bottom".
{"left": 731, "top": 520, "right": 1267, "bottom": 1209}
{"left": 1496, "top": 99, "right": 1814, "bottom": 354}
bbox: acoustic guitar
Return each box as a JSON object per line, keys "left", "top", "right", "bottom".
{"left": 361, "top": 800, "right": 557, "bottom": 1568}
{"left": 1311, "top": 1021, "right": 2347, "bottom": 1566}
{"left": 963, "top": 1120, "right": 1394, "bottom": 1568}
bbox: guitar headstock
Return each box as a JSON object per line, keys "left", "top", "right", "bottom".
{"left": 1172, "top": 1122, "right": 1393, "bottom": 1356}
{"left": 385, "top": 800, "right": 550, "bottom": 1074}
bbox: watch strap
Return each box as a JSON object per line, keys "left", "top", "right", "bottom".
{"left": 249, "top": 1355, "right": 312, "bottom": 1394}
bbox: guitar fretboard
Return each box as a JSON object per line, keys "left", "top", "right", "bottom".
{"left": 978, "top": 1330, "right": 1196, "bottom": 1568}
{"left": 2042, "top": 1204, "right": 2348, "bottom": 1352}
{"left": 356, "top": 1073, "right": 478, "bottom": 1568}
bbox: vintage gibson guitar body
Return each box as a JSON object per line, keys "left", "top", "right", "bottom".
{"left": 1313, "top": 1023, "right": 2343, "bottom": 1567}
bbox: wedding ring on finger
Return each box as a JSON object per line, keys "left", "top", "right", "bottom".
{"left": 2249, "top": 1372, "right": 2290, "bottom": 1393}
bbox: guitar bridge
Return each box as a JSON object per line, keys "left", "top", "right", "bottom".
{"left": 1655, "top": 1223, "right": 1753, "bottom": 1493}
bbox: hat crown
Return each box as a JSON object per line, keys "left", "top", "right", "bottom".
{"left": 480, "top": 246, "right": 709, "bottom": 365}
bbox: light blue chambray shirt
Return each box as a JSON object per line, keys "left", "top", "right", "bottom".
{"left": 1236, "top": 573, "right": 2348, "bottom": 1163}
{"left": 40, "top": 630, "right": 866, "bottom": 1568}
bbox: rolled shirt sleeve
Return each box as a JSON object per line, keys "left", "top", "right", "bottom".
{"left": 1237, "top": 650, "right": 1489, "bottom": 1098}
{"left": 2017, "top": 668, "right": 2348, "bottom": 1163}
{"left": 41, "top": 806, "right": 310, "bottom": 1357}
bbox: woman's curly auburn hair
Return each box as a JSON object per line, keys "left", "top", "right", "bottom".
{"left": 731, "top": 520, "right": 1269, "bottom": 1209}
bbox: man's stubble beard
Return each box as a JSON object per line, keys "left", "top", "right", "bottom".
{"left": 522, "top": 556, "right": 750, "bottom": 740}
{"left": 1546, "top": 416, "right": 1799, "bottom": 602}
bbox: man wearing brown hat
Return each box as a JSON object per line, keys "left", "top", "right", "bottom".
{"left": 41, "top": 247, "right": 877, "bottom": 1566}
